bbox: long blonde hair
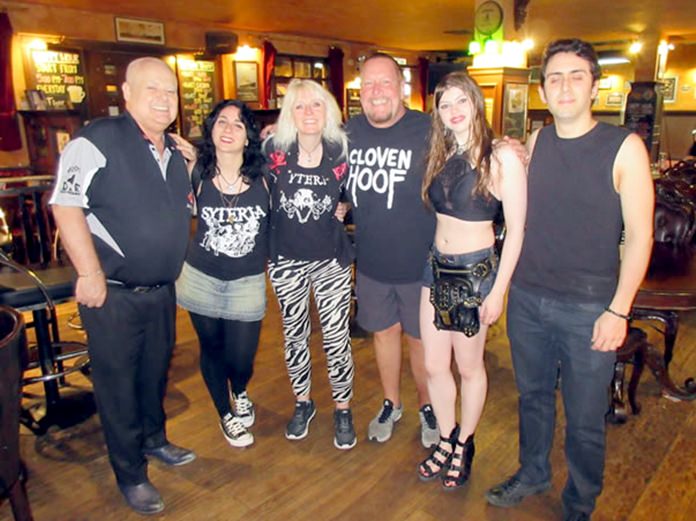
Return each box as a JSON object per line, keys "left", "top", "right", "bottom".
{"left": 274, "top": 79, "right": 348, "bottom": 157}
{"left": 422, "top": 71, "right": 495, "bottom": 205}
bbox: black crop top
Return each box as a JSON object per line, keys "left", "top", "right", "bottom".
{"left": 427, "top": 154, "right": 500, "bottom": 221}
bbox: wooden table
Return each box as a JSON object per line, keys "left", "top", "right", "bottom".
{"left": 616, "top": 244, "right": 696, "bottom": 416}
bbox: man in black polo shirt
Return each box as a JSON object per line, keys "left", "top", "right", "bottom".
{"left": 50, "top": 57, "right": 195, "bottom": 515}
{"left": 485, "top": 39, "right": 654, "bottom": 521}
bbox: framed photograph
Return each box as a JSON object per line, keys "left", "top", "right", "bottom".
{"left": 605, "top": 92, "right": 624, "bottom": 108}
{"left": 598, "top": 76, "right": 613, "bottom": 90}
{"left": 234, "top": 61, "right": 259, "bottom": 102}
{"left": 115, "top": 17, "right": 165, "bottom": 45}
{"left": 502, "top": 83, "right": 528, "bottom": 140}
{"left": 662, "top": 77, "right": 678, "bottom": 103}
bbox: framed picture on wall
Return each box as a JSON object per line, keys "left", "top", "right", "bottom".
{"left": 598, "top": 76, "right": 613, "bottom": 90}
{"left": 234, "top": 61, "right": 259, "bottom": 103}
{"left": 605, "top": 92, "right": 624, "bottom": 108}
{"left": 502, "top": 83, "right": 528, "bottom": 140}
{"left": 115, "top": 17, "right": 165, "bottom": 45}
{"left": 662, "top": 77, "right": 678, "bottom": 103}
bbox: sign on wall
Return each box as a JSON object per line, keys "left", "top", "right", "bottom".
{"left": 177, "top": 59, "right": 216, "bottom": 140}
{"left": 26, "top": 49, "right": 87, "bottom": 110}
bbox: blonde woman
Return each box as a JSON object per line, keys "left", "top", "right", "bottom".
{"left": 265, "top": 79, "right": 356, "bottom": 449}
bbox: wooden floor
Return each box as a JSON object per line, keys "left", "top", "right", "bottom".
{"left": 4, "top": 291, "right": 696, "bottom": 521}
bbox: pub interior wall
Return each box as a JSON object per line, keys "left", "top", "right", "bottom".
{"left": 2, "top": 3, "right": 423, "bottom": 168}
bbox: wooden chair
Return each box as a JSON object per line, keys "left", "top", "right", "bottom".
{"left": 0, "top": 305, "right": 34, "bottom": 521}
{"left": 0, "top": 181, "right": 93, "bottom": 435}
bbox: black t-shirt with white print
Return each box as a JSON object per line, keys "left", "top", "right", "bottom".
{"left": 345, "top": 110, "right": 435, "bottom": 283}
{"left": 186, "top": 175, "right": 269, "bottom": 281}
{"left": 265, "top": 138, "right": 350, "bottom": 263}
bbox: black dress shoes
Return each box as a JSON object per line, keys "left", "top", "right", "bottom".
{"left": 143, "top": 443, "right": 196, "bottom": 466}
{"left": 118, "top": 481, "right": 164, "bottom": 515}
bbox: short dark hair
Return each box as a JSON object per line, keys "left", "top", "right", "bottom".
{"left": 360, "top": 52, "right": 404, "bottom": 81}
{"left": 540, "top": 39, "right": 601, "bottom": 87}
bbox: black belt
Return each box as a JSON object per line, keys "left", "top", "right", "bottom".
{"left": 107, "top": 280, "right": 165, "bottom": 293}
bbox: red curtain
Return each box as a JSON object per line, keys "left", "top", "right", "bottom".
{"left": 262, "top": 40, "right": 276, "bottom": 110}
{"left": 0, "top": 13, "right": 21, "bottom": 151}
{"left": 418, "top": 57, "right": 429, "bottom": 112}
{"left": 328, "top": 46, "right": 344, "bottom": 112}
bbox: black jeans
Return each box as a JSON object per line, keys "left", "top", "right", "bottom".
{"left": 189, "top": 312, "right": 261, "bottom": 418}
{"left": 507, "top": 285, "right": 616, "bottom": 515}
{"left": 80, "top": 284, "right": 176, "bottom": 486}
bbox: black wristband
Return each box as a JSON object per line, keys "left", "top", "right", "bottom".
{"left": 604, "top": 306, "right": 631, "bottom": 321}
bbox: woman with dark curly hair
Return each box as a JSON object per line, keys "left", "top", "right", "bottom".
{"left": 173, "top": 99, "right": 269, "bottom": 448}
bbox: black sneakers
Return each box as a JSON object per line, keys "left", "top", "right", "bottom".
{"left": 485, "top": 475, "right": 552, "bottom": 507}
{"left": 285, "top": 399, "right": 316, "bottom": 440}
{"left": 333, "top": 409, "right": 357, "bottom": 450}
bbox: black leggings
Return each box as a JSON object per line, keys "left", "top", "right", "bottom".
{"left": 189, "top": 312, "right": 262, "bottom": 418}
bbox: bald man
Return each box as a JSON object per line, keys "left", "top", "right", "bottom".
{"left": 51, "top": 57, "right": 196, "bottom": 515}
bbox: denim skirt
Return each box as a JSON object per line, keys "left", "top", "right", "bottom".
{"left": 176, "top": 262, "right": 266, "bottom": 321}
{"left": 422, "top": 245, "right": 498, "bottom": 299}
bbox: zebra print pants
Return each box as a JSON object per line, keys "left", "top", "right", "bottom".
{"left": 269, "top": 256, "right": 354, "bottom": 403}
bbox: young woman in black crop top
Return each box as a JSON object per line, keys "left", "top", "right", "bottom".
{"left": 173, "top": 100, "right": 269, "bottom": 449}
{"left": 416, "top": 72, "right": 527, "bottom": 489}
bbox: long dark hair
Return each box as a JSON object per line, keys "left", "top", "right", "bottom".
{"left": 197, "top": 99, "right": 265, "bottom": 181}
{"left": 422, "top": 71, "right": 495, "bottom": 205}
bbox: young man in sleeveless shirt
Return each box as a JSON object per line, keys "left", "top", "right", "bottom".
{"left": 485, "top": 39, "right": 654, "bottom": 521}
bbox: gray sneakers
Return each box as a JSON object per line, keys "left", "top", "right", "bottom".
{"left": 419, "top": 404, "right": 439, "bottom": 448}
{"left": 232, "top": 391, "right": 255, "bottom": 428}
{"left": 285, "top": 399, "right": 316, "bottom": 440}
{"left": 333, "top": 409, "right": 357, "bottom": 450}
{"left": 368, "top": 399, "right": 403, "bottom": 442}
{"left": 220, "top": 413, "right": 254, "bottom": 448}
{"left": 485, "top": 475, "right": 552, "bottom": 507}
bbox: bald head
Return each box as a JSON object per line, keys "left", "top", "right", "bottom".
{"left": 122, "top": 57, "right": 178, "bottom": 138}
{"left": 125, "top": 57, "right": 173, "bottom": 84}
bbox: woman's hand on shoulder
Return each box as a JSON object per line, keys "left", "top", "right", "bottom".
{"left": 169, "top": 133, "right": 198, "bottom": 172}
{"left": 494, "top": 136, "right": 529, "bottom": 167}
{"left": 492, "top": 140, "right": 527, "bottom": 170}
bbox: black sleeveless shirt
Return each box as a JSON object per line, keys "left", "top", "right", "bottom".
{"left": 186, "top": 175, "right": 269, "bottom": 280}
{"left": 513, "top": 122, "right": 630, "bottom": 303}
{"left": 428, "top": 153, "right": 500, "bottom": 221}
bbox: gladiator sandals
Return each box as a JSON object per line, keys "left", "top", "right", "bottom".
{"left": 417, "top": 425, "right": 459, "bottom": 482}
{"left": 442, "top": 433, "right": 475, "bottom": 490}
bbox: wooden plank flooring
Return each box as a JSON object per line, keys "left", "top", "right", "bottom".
{"left": 4, "top": 292, "right": 696, "bottom": 521}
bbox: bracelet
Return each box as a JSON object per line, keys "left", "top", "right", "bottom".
{"left": 604, "top": 306, "right": 631, "bottom": 321}
{"left": 78, "top": 270, "right": 103, "bottom": 278}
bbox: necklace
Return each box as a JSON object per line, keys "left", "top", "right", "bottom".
{"left": 298, "top": 140, "right": 322, "bottom": 162}
{"left": 217, "top": 170, "right": 241, "bottom": 189}
{"left": 216, "top": 173, "right": 243, "bottom": 224}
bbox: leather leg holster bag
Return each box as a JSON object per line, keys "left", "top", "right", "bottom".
{"left": 429, "top": 254, "right": 496, "bottom": 337}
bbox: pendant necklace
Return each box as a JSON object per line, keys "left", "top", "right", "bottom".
{"left": 298, "top": 140, "right": 322, "bottom": 164}
{"left": 216, "top": 172, "right": 243, "bottom": 224}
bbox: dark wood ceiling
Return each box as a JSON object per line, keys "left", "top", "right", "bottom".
{"left": 11, "top": 0, "right": 696, "bottom": 51}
